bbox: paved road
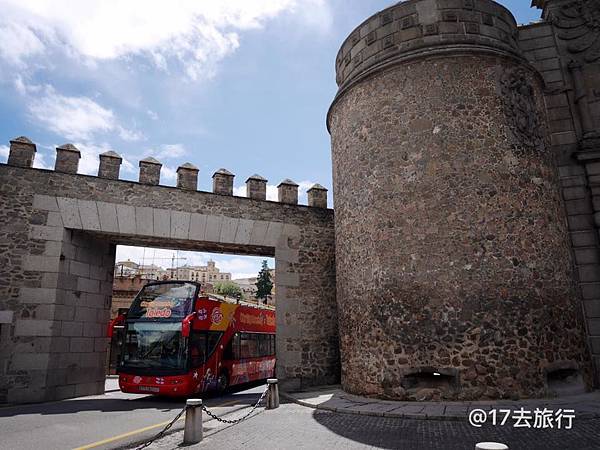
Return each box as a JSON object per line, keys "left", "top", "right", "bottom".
{"left": 146, "top": 402, "right": 600, "bottom": 450}
{"left": 0, "top": 381, "right": 268, "bottom": 450}
{"left": 4, "top": 384, "right": 599, "bottom": 450}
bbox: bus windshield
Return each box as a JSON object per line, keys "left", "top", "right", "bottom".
{"left": 121, "top": 322, "right": 187, "bottom": 370}
{"left": 128, "top": 282, "right": 196, "bottom": 320}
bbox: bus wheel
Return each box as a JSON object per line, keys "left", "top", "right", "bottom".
{"left": 217, "top": 372, "right": 228, "bottom": 394}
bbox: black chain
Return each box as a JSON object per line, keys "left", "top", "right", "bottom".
{"left": 201, "top": 386, "right": 269, "bottom": 424}
{"left": 135, "top": 405, "right": 187, "bottom": 450}
{"left": 133, "top": 385, "right": 269, "bottom": 449}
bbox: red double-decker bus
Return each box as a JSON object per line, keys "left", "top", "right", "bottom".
{"left": 112, "top": 281, "right": 276, "bottom": 396}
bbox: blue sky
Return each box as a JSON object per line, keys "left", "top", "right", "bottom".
{"left": 0, "top": 0, "right": 541, "bottom": 277}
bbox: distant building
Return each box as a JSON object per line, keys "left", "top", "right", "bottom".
{"left": 111, "top": 275, "right": 149, "bottom": 317}
{"left": 114, "top": 260, "right": 165, "bottom": 280}
{"left": 233, "top": 268, "right": 276, "bottom": 305}
{"left": 233, "top": 276, "right": 258, "bottom": 297}
{"left": 114, "top": 259, "right": 139, "bottom": 277}
{"left": 112, "top": 258, "right": 231, "bottom": 315}
{"left": 138, "top": 264, "right": 166, "bottom": 280}
{"left": 165, "top": 260, "right": 231, "bottom": 283}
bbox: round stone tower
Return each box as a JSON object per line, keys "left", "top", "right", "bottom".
{"left": 328, "top": 0, "right": 590, "bottom": 400}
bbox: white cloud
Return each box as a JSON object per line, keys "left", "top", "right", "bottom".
{"left": 297, "top": 180, "right": 314, "bottom": 203}
{"left": 73, "top": 142, "right": 114, "bottom": 175}
{"left": 0, "top": 0, "right": 332, "bottom": 80}
{"left": 161, "top": 165, "right": 178, "bottom": 183}
{"left": 158, "top": 144, "right": 187, "bottom": 159}
{"left": 266, "top": 185, "right": 278, "bottom": 201}
{"left": 232, "top": 184, "right": 285, "bottom": 201}
{"left": 15, "top": 79, "right": 144, "bottom": 143}
{"left": 233, "top": 185, "right": 246, "bottom": 197}
{"left": 0, "top": 22, "right": 45, "bottom": 66}
{"left": 28, "top": 86, "right": 115, "bottom": 141}
{"left": 233, "top": 183, "right": 276, "bottom": 201}
{"left": 32, "top": 151, "right": 51, "bottom": 170}
{"left": 139, "top": 144, "right": 188, "bottom": 164}
{"left": 217, "top": 257, "right": 261, "bottom": 276}
{"left": 121, "top": 157, "right": 136, "bottom": 174}
{"left": 14, "top": 76, "right": 42, "bottom": 95}
{"left": 117, "top": 126, "right": 144, "bottom": 142}
{"left": 0, "top": 145, "right": 8, "bottom": 163}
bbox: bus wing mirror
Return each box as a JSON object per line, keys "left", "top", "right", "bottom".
{"left": 182, "top": 312, "right": 195, "bottom": 337}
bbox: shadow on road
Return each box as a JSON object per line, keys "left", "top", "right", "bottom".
{"left": 0, "top": 381, "right": 266, "bottom": 418}
{"left": 311, "top": 409, "right": 600, "bottom": 450}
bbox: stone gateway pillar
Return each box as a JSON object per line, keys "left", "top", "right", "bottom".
{"left": 327, "top": 0, "right": 591, "bottom": 400}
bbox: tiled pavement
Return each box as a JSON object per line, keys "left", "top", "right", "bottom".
{"left": 132, "top": 401, "right": 600, "bottom": 449}
{"left": 282, "top": 386, "right": 600, "bottom": 421}
{"left": 112, "top": 384, "right": 600, "bottom": 448}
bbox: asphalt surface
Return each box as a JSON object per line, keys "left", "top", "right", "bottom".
{"left": 3, "top": 383, "right": 600, "bottom": 450}
{"left": 0, "top": 381, "right": 268, "bottom": 450}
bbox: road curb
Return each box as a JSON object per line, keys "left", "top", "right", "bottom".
{"left": 280, "top": 392, "right": 600, "bottom": 422}
{"left": 281, "top": 392, "right": 466, "bottom": 422}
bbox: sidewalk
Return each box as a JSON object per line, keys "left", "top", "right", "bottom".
{"left": 282, "top": 385, "right": 600, "bottom": 421}
{"left": 124, "top": 400, "right": 600, "bottom": 450}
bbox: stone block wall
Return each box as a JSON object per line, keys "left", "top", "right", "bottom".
{"left": 520, "top": 0, "right": 600, "bottom": 385}
{"left": 0, "top": 189, "right": 115, "bottom": 403}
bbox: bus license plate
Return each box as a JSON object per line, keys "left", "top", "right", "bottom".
{"left": 139, "top": 386, "right": 159, "bottom": 393}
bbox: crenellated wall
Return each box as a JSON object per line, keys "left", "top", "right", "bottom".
{"left": 0, "top": 139, "right": 337, "bottom": 404}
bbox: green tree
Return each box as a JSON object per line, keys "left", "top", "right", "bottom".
{"left": 213, "top": 281, "right": 242, "bottom": 300}
{"left": 255, "top": 260, "right": 273, "bottom": 304}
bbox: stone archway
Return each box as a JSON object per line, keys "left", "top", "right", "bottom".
{"left": 0, "top": 162, "right": 338, "bottom": 404}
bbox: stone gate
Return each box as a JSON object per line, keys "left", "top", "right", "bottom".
{"left": 0, "top": 142, "right": 338, "bottom": 404}
{"left": 2, "top": 0, "right": 600, "bottom": 405}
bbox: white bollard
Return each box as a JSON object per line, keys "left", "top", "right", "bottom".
{"left": 267, "top": 378, "right": 279, "bottom": 410}
{"left": 476, "top": 443, "right": 508, "bottom": 450}
{"left": 183, "top": 399, "right": 203, "bottom": 445}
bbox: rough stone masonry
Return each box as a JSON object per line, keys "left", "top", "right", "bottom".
{"left": 328, "top": 0, "right": 600, "bottom": 400}
{"left": 1, "top": 0, "right": 600, "bottom": 405}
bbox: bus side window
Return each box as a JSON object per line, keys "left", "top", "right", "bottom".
{"left": 271, "top": 334, "right": 276, "bottom": 356}
{"left": 240, "top": 333, "right": 250, "bottom": 359}
{"left": 252, "top": 334, "right": 260, "bottom": 358}
{"left": 190, "top": 332, "right": 207, "bottom": 368}
{"left": 258, "top": 334, "right": 269, "bottom": 357}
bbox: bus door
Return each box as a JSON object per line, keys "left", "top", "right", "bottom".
{"left": 189, "top": 331, "right": 223, "bottom": 391}
{"left": 207, "top": 332, "right": 221, "bottom": 388}
{"left": 189, "top": 332, "right": 207, "bottom": 392}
